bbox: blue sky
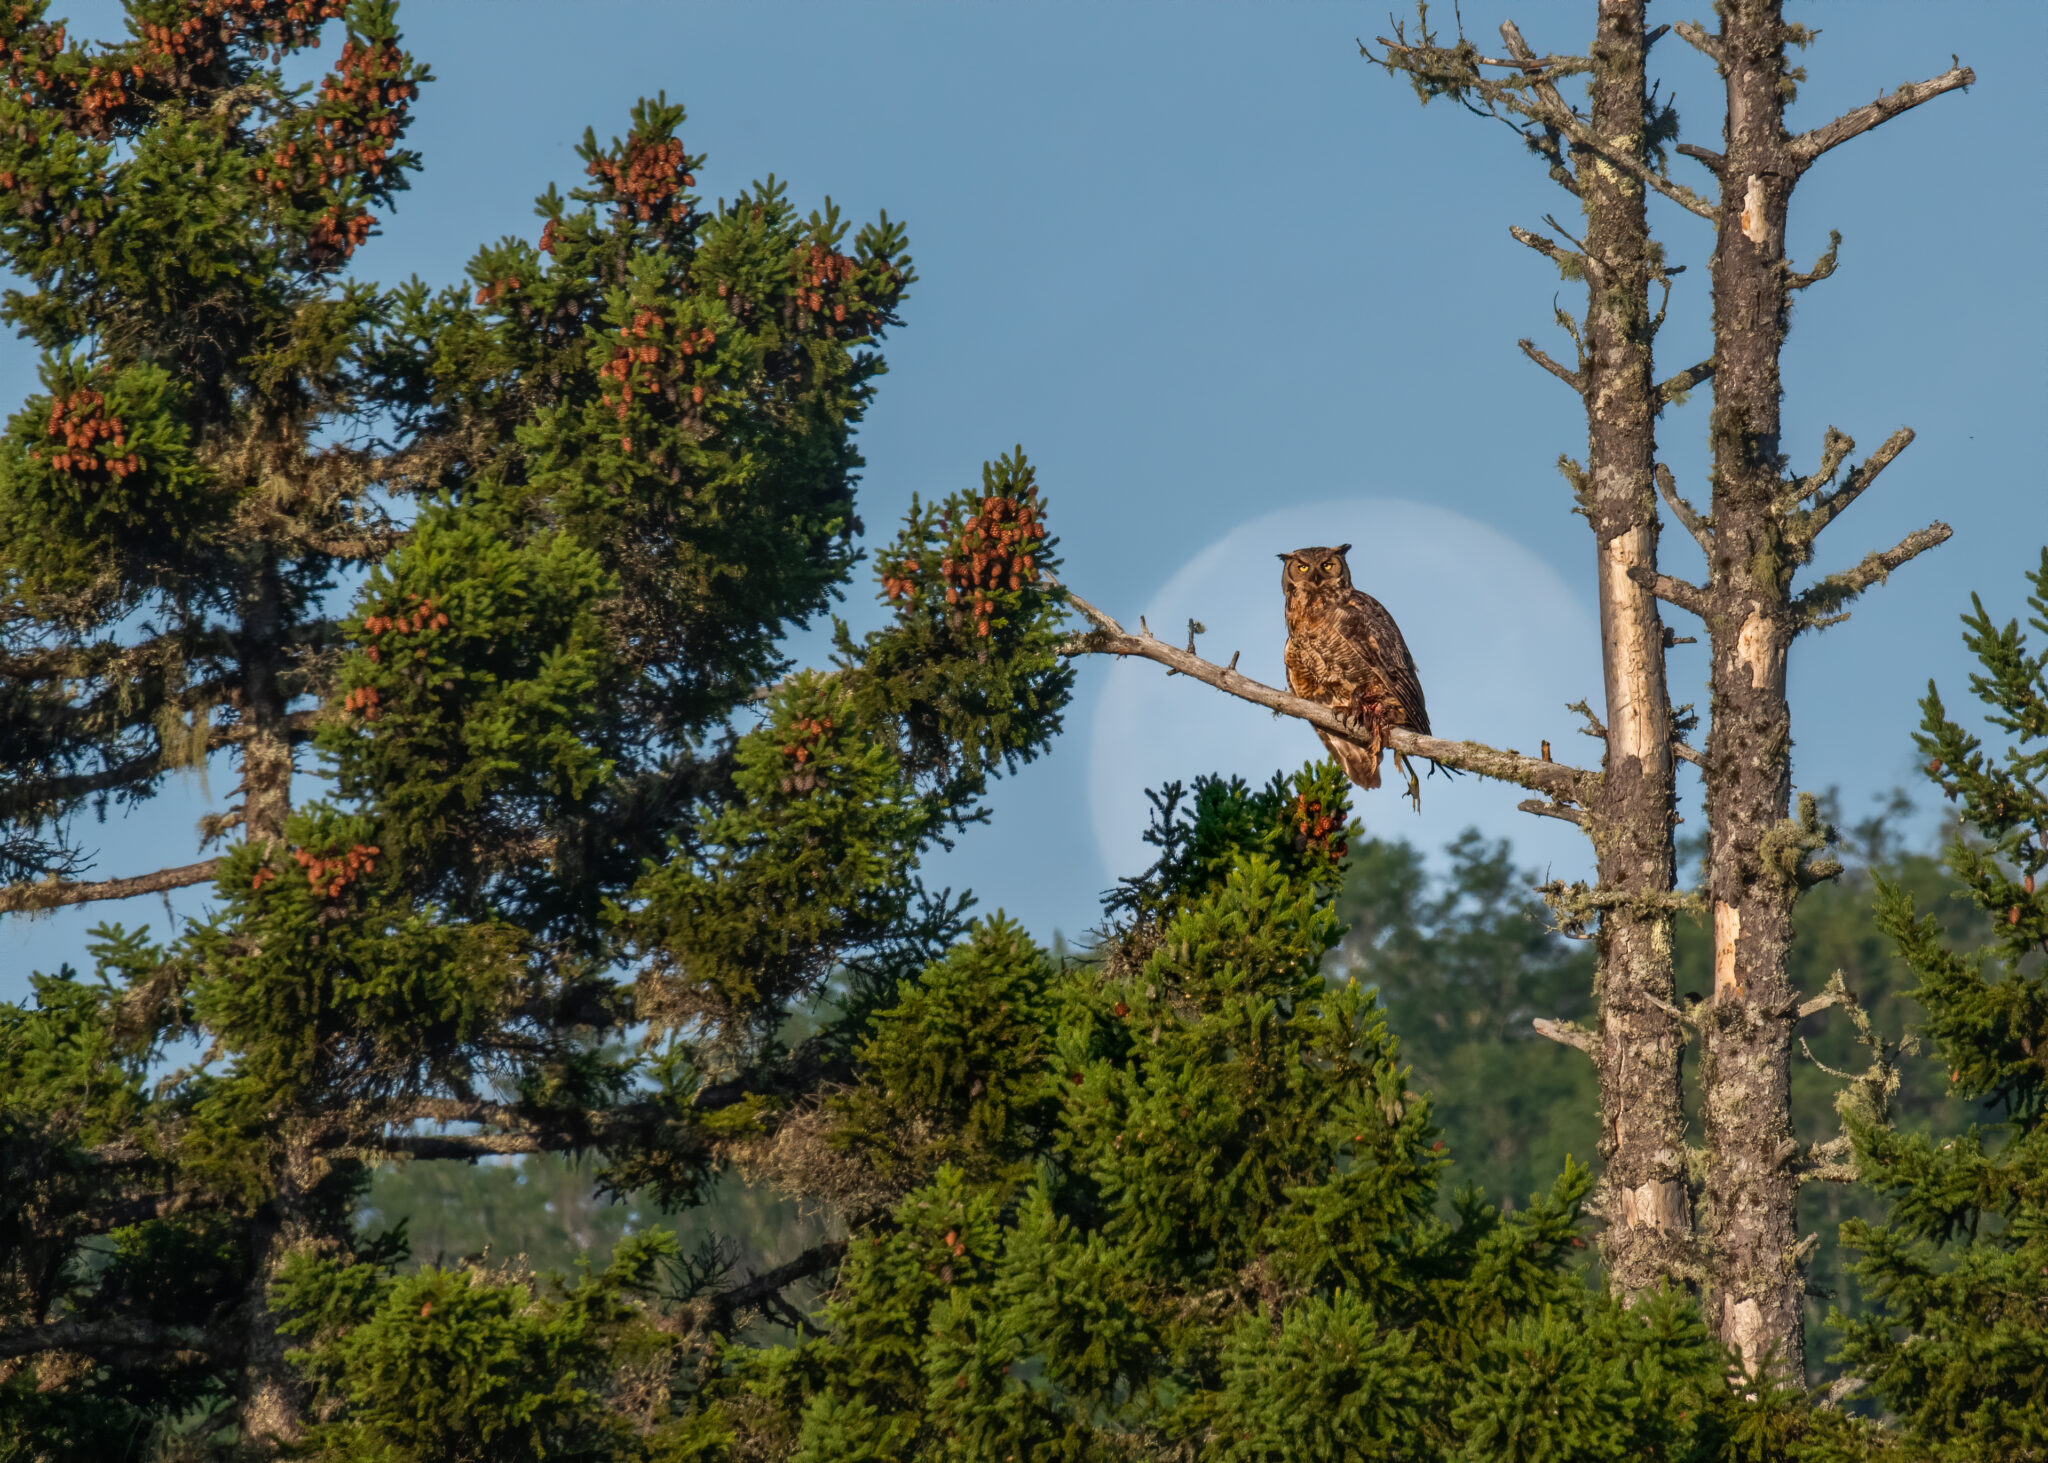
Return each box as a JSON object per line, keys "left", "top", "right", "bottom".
{"left": 5, "top": 1, "right": 2043, "bottom": 994}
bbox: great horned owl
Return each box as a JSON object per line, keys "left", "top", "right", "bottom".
{"left": 1280, "top": 544, "right": 1433, "bottom": 808}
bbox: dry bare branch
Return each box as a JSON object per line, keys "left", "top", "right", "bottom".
{"left": 1794, "top": 522, "right": 1953, "bottom": 629}
{"left": 1507, "top": 223, "right": 1584, "bottom": 275}
{"left": 1789, "top": 426, "right": 1915, "bottom": 546}
{"left": 1517, "top": 338, "right": 1586, "bottom": 392}
{"left": 1788, "top": 230, "right": 1842, "bottom": 290}
{"left": 1673, "top": 21, "right": 1722, "bottom": 67}
{"left": 1797, "top": 987, "right": 1853, "bottom": 1021}
{"left": 1783, "top": 426, "right": 1858, "bottom": 517}
{"left": 1655, "top": 464, "right": 1713, "bottom": 554}
{"left": 1654, "top": 358, "right": 1714, "bottom": 410}
{"left": 695, "top": 1241, "right": 849, "bottom": 1334}
{"left": 1059, "top": 592, "right": 1595, "bottom": 805}
{"left": 1533, "top": 1017, "right": 1598, "bottom": 1055}
{"left": 1497, "top": 20, "right": 1582, "bottom": 198}
{"left": 0, "top": 857, "right": 223, "bottom": 915}
{"left": 1519, "top": 797, "right": 1587, "bottom": 826}
{"left": 1627, "top": 566, "right": 1711, "bottom": 621}
{"left": 1788, "top": 64, "right": 1976, "bottom": 167}
{"left": 1375, "top": 21, "right": 1713, "bottom": 216}
{"left": 374, "top": 1132, "right": 547, "bottom": 1160}
{"left": 1676, "top": 142, "right": 1725, "bottom": 173}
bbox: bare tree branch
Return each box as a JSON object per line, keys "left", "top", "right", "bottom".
{"left": 1496, "top": 20, "right": 1583, "bottom": 198}
{"left": 1059, "top": 592, "right": 1595, "bottom": 805}
{"left": 1788, "top": 230, "right": 1842, "bottom": 291}
{"left": 1519, "top": 798, "right": 1587, "bottom": 827}
{"left": 694, "top": 1241, "right": 849, "bottom": 1334}
{"left": 1626, "top": 566, "right": 1712, "bottom": 621}
{"left": 1676, "top": 142, "right": 1725, "bottom": 173}
{"left": 1654, "top": 358, "right": 1714, "bottom": 410}
{"left": 1374, "top": 23, "right": 1713, "bottom": 216}
{"left": 1797, "top": 987, "right": 1853, "bottom": 1021}
{"left": 1788, "top": 427, "right": 1915, "bottom": 546}
{"left": 1780, "top": 427, "right": 1858, "bottom": 517}
{"left": 1788, "top": 64, "right": 1976, "bottom": 168}
{"left": 0, "top": 1314, "right": 229, "bottom": 1363}
{"left": 0, "top": 857, "right": 223, "bottom": 915}
{"left": 1507, "top": 223, "right": 1584, "bottom": 275}
{"left": 1655, "top": 464, "right": 1713, "bottom": 554}
{"left": 1673, "top": 21, "right": 1722, "bottom": 67}
{"left": 1533, "top": 1017, "right": 1598, "bottom": 1055}
{"left": 1517, "top": 338, "right": 1586, "bottom": 393}
{"left": 1794, "top": 522, "right": 1953, "bottom": 629}
{"left": 373, "top": 1132, "right": 547, "bottom": 1160}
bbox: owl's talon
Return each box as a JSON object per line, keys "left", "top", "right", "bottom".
{"left": 1394, "top": 752, "right": 1423, "bottom": 813}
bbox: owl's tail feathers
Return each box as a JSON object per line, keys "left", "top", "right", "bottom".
{"left": 1316, "top": 728, "right": 1383, "bottom": 791}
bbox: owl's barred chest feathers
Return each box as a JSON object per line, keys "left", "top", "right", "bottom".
{"left": 1278, "top": 544, "right": 1432, "bottom": 797}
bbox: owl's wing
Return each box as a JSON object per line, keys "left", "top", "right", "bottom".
{"left": 1337, "top": 590, "right": 1431, "bottom": 736}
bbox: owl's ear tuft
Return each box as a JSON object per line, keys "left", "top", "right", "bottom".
{"left": 1275, "top": 552, "right": 1293, "bottom": 561}
{"left": 1335, "top": 543, "right": 1353, "bottom": 556}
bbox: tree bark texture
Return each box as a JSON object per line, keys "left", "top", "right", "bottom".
{"left": 1698, "top": 0, "right": 1804, "bottom": 1379}
{"left": 1573, "top": 0, "right": 1694, "bottom": 1300}
{"left": 238, "top": 551, "right": 293, "bottom": 847}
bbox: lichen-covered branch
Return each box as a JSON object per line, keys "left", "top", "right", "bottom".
{"left": 1788, "top": 230, "right": 1842, "bottom": 290}
{"left": 1793, "top": 522, "right": 1954, "bottom": 629}
{"left": 1517, "top": 338, "right": 1586, "bottom": 392}
{"left": 1508, "top": 223, "right": 1584, "bottom": 275}
{"left": 1372, "top": 18, "right": 1716, "bottom": 218}
{"left": 1518, "top": 797, "right": 1587, "bottom": 826}
{"left": 1058, "top": 593, "right": 1595, "bottom": 805}
{"left": 1787, "top": 64, "right": 1976, "bottom": 167}
{"left": 1629, "top": 567, "right": 1712, "bottom": 622}
{"left": 1672, "top": 21, "right": 1722, "bottom": 66}
{"left": 1655, "top": 464, "right": 1713, "bottom": 553}
{"left": 1788, "top": 426, "right": 1915, "bottom": 546}
{"left": 0, "top": 857, "right": 224, "bottom": 915}
{"left": 1533, "top": 1017, "right": 1597, "bottom": 1054}
{"left": 374, "top": 1132, "right": 546, "bottom": 1160}
{"left": 1655, "top": 358, "right": 1714, "bottom": 409}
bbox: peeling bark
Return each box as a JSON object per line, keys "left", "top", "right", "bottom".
{"left": 1694, "top": 0, "right": 1810, "bottom": 1379}
{"left": 1366, "top": 0, "right": 1970, "bottom": 1383}
{"left": 1574, "top": 0, "right": 1694, "bottom": 1301}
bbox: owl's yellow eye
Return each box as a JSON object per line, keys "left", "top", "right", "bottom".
{"left": 1323, "top": 561, "right": 1336, "bottom": 572}
{"left": 1293, "top": 564, "right": 1306, "bottom": 574}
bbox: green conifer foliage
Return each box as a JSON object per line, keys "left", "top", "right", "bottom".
{"left": 1834, "top": 549, "right": 2048, "bottom": 1459}
{"left": 686, "top": 769, "right": 1778, "bottom": 1461}
{"left": 0, "top": 3, "right": 1072, "bottom": 1449}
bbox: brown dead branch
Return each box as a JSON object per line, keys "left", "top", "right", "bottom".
{"left": 1788, "top": 64, "right": 1976, "bottom": 168}
{"left": 1059, "top": 592, "right": 1595, "bottom": 806}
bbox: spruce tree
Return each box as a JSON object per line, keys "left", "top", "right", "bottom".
{"left": 612, "top": 770, "right": 1756, "bottom": 1459}
{"left": 1833, "top": 549, "right": 2048, "bottom": 1458}
{"left": 0, "top": 1, "right": 1071, "bottom": 1451}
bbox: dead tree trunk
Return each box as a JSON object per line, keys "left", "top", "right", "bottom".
{"left": 1571, "top": 0, "right": 1693, "bottom": 1297}
{"left": 1648, "top": 1, "right": 1969, "bottom": 1378}
{"left": 1371, "top": 3, "right": 1695, "bottom": 1300}
{"left": 1078, "top": 0, "right": 1974, "bottom": 1385}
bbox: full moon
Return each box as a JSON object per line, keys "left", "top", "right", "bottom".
{"left": 1087, "top": 499, "right": 1603, "bottom": 885}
